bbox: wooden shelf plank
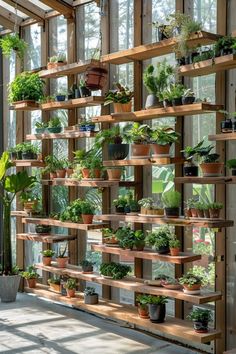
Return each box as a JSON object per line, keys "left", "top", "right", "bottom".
{"left": 92, "top": 103, "right": 223, "bottom": 123}
{"left": 26, "top": 131, "right": 97, "bottom": 141}
{"left": 17, "top": 233, "right": 76, "bottom": 243}
{"left": 101, "top": 31, "right": 220, "bottom": 65}
{"left": 179, "top": 54, "right": 236, "bottom": 77}
{"left": 10, "top": 101, "right": 40, "bottom": 111}
{"left": 91, "top": 244, "right": 201, "bottom": 264}
{"left": 25, "top": 284, "right": 221, "bottom": 344}
{"left": 13, "top": 160, "right": 45, "bottom": 167}
{"left": 11, "top": 211, "right": 28, "bottom": 217}
{"left": 39, "top": 59, "right": 101, "bottom": 79}
{"left": 103, "top": 157, "right": 183, "bottom": 167}
{"left": 22, "top": 217, "right": 107, "bottom": 231}
{"left": 94, "top": 214, "right": 234, "bottom": 228}
{"left": 41, "top": 96, "right": 104, "bottom": 111}
{"left": 209, "top": 132, "right": 236, "bottom": 141}
{"left": 41, "top": 178, "right": 119, "bottom": 187}
{"left": 175, "top": 177, "right": 236, "bottom": 184}
{"left": 35, "top": 263, "right": 222, "bottom": 305}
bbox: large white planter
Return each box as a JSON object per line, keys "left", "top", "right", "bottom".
{"left": 0, "top": 275, "right": 21, "bottom": 302}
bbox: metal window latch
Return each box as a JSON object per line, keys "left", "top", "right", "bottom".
{"left": 210, "top": 255, "right": 225, "bottom": 262}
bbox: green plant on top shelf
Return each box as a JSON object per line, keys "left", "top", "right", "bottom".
{"left": 100, "top": 262, "right": 131, "bottom": 280}
{"left": 41, "top": 249, "right": 55, "bottom": 257}
{"left": 124, "top": 122, "right": 151, "bottom": 144}
{"left": 21, "top": 265, "right": 39, "bottom": 280}
{"left": 64, "top": 278, "right": 76, "bottom": 290}
{"left": 0, "top": 34, "right": 27, "bottom": 61}
{"left": 143, "top": 60, "right": 174, "bottom": 97}
{"left": 150, "top": 126, "right": 180, "bottom": 145}
{"left": 8, "top": 72, "right": 45, "bottom": 104}
{"left": 162, "top": 190, "right": 181, "bottom": 208}
{"left": 104, "top": 83, "right": 133, "bottom": 105}
{"left": 179, "top": 272, "right": 202, "bottom": 286}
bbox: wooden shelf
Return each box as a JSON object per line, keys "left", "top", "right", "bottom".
{"left": 22, "top": 217, "right": 107, "bottom": 231}
{"left": 209, "top": 132, "right": 236, "bottom": 141}
{"left": 17, "top": 233, "right": 77, "bottom": 243}
{"left": 175, "top": 176, "right": 236, "bottom": 184}
{"left": 41, "top": 178, "right": 119, "bottom": 187}
{"left": 35, "top": 263, "right": 222, "bottom": 305}
{"left": 11, "top": 211, "right": 28, "bottom": 217}
{"left": 25, "top": 284, "right": 221, "bottom": 344}
{"left": 179, "top": 54, "right": 236, "bottom": 77}
{"left": 38, "top": 59, "right": 101, "bottom": 79}
{"left": 94, "top": 214, "right": 234, "bottom": 228}
{"left": 26, "top": 131, "right": 97, "bottom": 141}
{"left": 103, "top": 157, "right": 183, "bottom": 167}
{"left": 92, "top": 103, "right": 223, "bottom": 123}
{"left": 41, "top": 96, "right": 104, "bottom": 111}
{"left": 10, "top": 101, "right": 40, "bottom": 111}
{"left": 91, "top": 244, "right": 201, "bottom": 264}
{"left": 13, "top": 160, "right": 45, "bottom": 167}
{"left": 101, "top": 31, "right": 220, "bottom": 65}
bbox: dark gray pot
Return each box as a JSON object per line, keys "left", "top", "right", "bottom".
{"left": 0, "top": 275, "right": 21, "bottom": 302}
{"left": 108, "top": 144, "right": 129, "bottom": 160}
{"left": 155, "top": 245, "right": 170, "bottom": 254}
{"left": 148, "top": 303, "right": 166, "bottom": 323}
{"left": 84, "top": 293, "right": 98, "bottom": 304}
{"left": 145, "top": 94, "right": 162, "bottom": 109}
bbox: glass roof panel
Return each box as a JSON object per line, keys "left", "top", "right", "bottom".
{"left": 28, "top": 0, "right": 51, "bottom": 11}
{"left": 0, "top": 0, "right": 28, "bottom": 18}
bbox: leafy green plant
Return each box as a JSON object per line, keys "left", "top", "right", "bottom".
{"left": 192, "top": 50, "right": 214, "bottom": 63}
{"left": 0, "top": 34, "right": 27, "bottom": 61}
{"left": 81, "top": 201, "right": 95, "bottom": 215}
{"left": 143, "top": 60, "right": 174, "bottom": 97}
{"left": 104, "top": 83, "right": 133, "bottom": 105}
{"left": 226, "top": 159, "right": 236, "bottom": 169}
{"left": 49, "top": 53, "right": 66, "bottom": 63}
{"left": 17, "top": 142, "right": 39, "bottom": 154}
{"left": 80, "top": 260, "right": 94, "bottom": 267}
{"left": 84, "top": 287, "right": 97, "bottom": 296}
{"left": 181, "top": 140, "right": 212, "bottom": 163}
{"left": 136, "top": 294, "right": 150, "bottom": 307}
{"left": 179, "top": 273, "right": 202, "bottom": 286}
{"left": 150, "top": 126, "right": 180, "bottom": 145}
{"left": 162, "top": 190, "right": 181, "bottom": 208}
{"left": 41, "top": 249, "right": 55, "bottom": 257}
{"left": 8, "top": 73, "right": 45, "bottom": 104}
{"left": 207, "top": 202, "right": 223, "bottom": 209}
{"left": 43, "top": 155, "right": 58, "bottom": 174}
{"left": 21, "top": 265, "right": 39, "bottom": 279}
{"left": 64, "top": 278, "right": 76, "bottom": 290}
{"left": 146, "top": 295, "right": 168, "bottom": 305}
{"left": 94, "top": 126, "right": 126, "bottom": 148}
{"left": 48, "top": 277, "right": 60, "bottom": 285}
{"left": 169, "top": 237, "right": 181, "bottom": 249}
{"left": 124, "top": 123, "right": 151, "bottom": 144}
{"left": 115, "top": 226, "right": 134, "bottom": 249}
{"left": 100, "top": 262, "right": 131, "bottom": 280}
{"left": 214, "top": 35, "right": 236, "bottom": 56}
{"left": 112, "top": 195, "right": 129, "bottom": 208}
{"left": 138, "top": 197, "right": 161, "bottom": 210}
{"left": 201, "top": 153, "right": 220, "bottom": 163}
{"left": 35, "top": 121, "right": 48, "bottom": 129}
{"left": 48, "top": 117, "right": 62, "bottom": 128}
{"left": 146, "top": 226, "right": 173, "bottom": 249}
{"left": 167, "top": 83, "right": 185, "bottom": 99}
{"left": 59, "top": 199, "right": 83, "bottom": 223}
{"left": 187, "top": 308, "right": 212, "bottom": 322}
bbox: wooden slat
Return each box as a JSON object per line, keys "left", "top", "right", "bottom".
{"left": 22, "top": 217, "right": 107, "bottom": 231}
{"left": 39, "top": 0, "right": 73, "bottom": 18}
{"left": 94, "top": 214, "right": 234, "bottom": 228}
{"left": 25, "top": 284, "right": 221, "bottom": 344}
{"left": 174, "top": 177, "right": 236, "bottom": 184}
{"left": 17, "top": 233, "right": 77, "bottom": 243}
{"left": 41, "top": 178, "right": 119, "bottom": 187}
{"left": 26, "top": 131, "right": 97, "bottom": 140}
{"left": 92, "top": 103, "right": 223, "bottom": 123}
{"left": 13, "top": 160, "right": 45, "bottom": 167}
{"left": 11, "top": 211, "right": 28, "bottom": 217}
{"left": 101, "top": 31, "right": 220, "bottom": 65}
{"left": 91, "top": 244, "right": 201, "bottom": 264}
{"left": 35, "top": 263, "right": 222, "bottom": 305}
{"left": 41, "top": 96, "right": 105, "bottom": 111}
{"left": 179, "top": 54, "right": 236, "bottom": 77}
{"left": 3, "top": 0, "right": 46, "bottom": 21}
{"left": 10, "top": 102, "right": 40, "bottom": 111}
{"left": 209, "top": 132, "right": 236, "bottom": 141}
{"left": 38, "top": 59, "right": 101, "bottom": 79}
{"left": 103, "top": 157, "right": 183, "bottom": 167}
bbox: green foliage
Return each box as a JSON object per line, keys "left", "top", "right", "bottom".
{"left": 146, "top": 226, "right": 174, "bottom": 248}
{"left": 81, "top": 200, "right": 95, "bottom": 215}
{"left": 0, "top": 34, "right": 27, "bottom": 61}
{"left": 179, "top": 272, "right": 202, "bottom": 286}
{"left": 187, "top": 308, "right": 212, "bottom": 322}
{"left": 16, "top": 142, "right": 39, "bottom": 154}
{"left": 143, "top": 60, "right": 174, "bottom": 97}
{"left": 112, "top": 195, "right": 129, "bottom": 208}
{"left": 84, "top": 287, "right": 97, "bottom": 295}
{"left": 214, "top": 35, "right": 236, "bottom": 56}
{"left": 202, "top": 153, "right": 220, "bottom": 163}
{"left": 48, "top": 277, "right": 60, "bottom": 285}
{"left": 100, "top": 262, "right": 131, "bottom": 280}
{"left": 192, "top": 50, "right": 214, "bottom": 63}
{"left": 146, "top": 295, "right": 168, "bottom": 305}
{"left": 21, "top": 265, "right": 39, "bottom": 279}
{"left": 48, "top": 117, "right": 62, "bottom": 128}
{"left": 41, "top": 249, "right": 55, "bottom": 257}
{"left": 226, "top": 159, "right": 236, "bottom": 169}
{"left": 162, "top": 190, "right": 181, "bottom": 208}
{"left": 59, "top": 199, "right": 83, "bottom": 223}
{"left": 169, "top": 237, "right": 181, "bottom": 249}
{"left": 191, "top": 264, "right": 215, "bottom": 288}
{"left": 208, "top": 202, "right": 223, "bottom": 209}
{"left": 124, "top": 123, "right": 151, "bottom": 144}
{"left": 35, "top": 121, "right": 48, "bottom": 129}
{"left": 80, "top": 260, "right": 94, "bottom": 267}
{"left": 104, "top": 83, "right": 133, "bottom": 105}
{"left": 49, "top": 53, "right": 66, "bottom": 62}
{"left": 65, "top": 278, "right": 77, "bottom": 290}
{"left": 181, "top": 140, "right": 212, "bottom": 162}
{"left": 136, "top": 294, "right": 150, "bottom": 306}
{"left": 150, "top": 126, "right": 180, "bottom": 145}
{"left": 193, "top": 239, "right": 212, "bottom": 256}
{"left": 94, "top": 126, "right": 125, "bottom": 147}
{"left": 162, "top": 83, "right": 185, "bottom": 100}
{"left": 8, "top": 73, "right": 45, "bottom": 104}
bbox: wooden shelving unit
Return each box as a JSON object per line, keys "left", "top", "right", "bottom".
{"left": 26, "top": 131, "right": 97, "bottom": 140}
{"left": 41, "top": 178, "right": 119, "bottom": 187}
{"left": 13, "top": 160, "right": 45, "bottom": 167}
{"left": 41, "top": 96, "right": 104, "bottom": 111}
{"left": 92, "top": 103, "right": 223, "bottom": 123}
{"left": 103, "top": 157, "right": 183, "bottom": 166}
{"left": 175, "top": 177, "right": 236, "bottom": 184}
{"left": 209, "top": 132, "right": 236, "bottom": 141}
{"left": 10, "top": 101, "right": 40, "bottom": 111}
{"left": 25, "top": 284, "right": 221, "bottom": 344}
{"left": 17, "top": 233, "right": 77, "bottom": 243}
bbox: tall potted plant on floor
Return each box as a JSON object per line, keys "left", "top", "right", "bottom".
{"left": 0, "top": 152, "right": 36, "bottom": 302}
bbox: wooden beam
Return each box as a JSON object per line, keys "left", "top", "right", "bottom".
{"left": 0, "top": 5, "right": 21, "bottom": 30}
{"left": 0, "top": 16, "right": 18, "bottom": 31}
{"left": 40, "top": 0, "right": 74, "bottom": 18}
{"left": 3, "top": 0, "right": 45, "bottom": 21}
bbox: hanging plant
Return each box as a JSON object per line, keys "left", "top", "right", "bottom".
{"left": 0, "top": 34, "right": 27, "bottom": 61}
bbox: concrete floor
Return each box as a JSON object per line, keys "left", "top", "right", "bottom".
{"left": 0, "top": 293, "right": 201, "bottom": 354}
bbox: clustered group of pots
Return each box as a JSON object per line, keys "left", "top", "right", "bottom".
{"left": 185, "top": 200, "right": 223, "bottom": 219}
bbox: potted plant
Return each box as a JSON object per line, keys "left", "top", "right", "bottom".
{"left": 147, "top": 295, "right": 168, "bottom": 323}
{"left": 80, "top": 260, "right": 94, "bottom": 273}
{"left": 59, "top": 199, "right": 83, "bottom": 223}
{"left": 182, "top": 88, "right": 195, "bottom": 105}
{"left": 84, "top": 287, "right": 99, "bottom": 304}
{"left": 65, "top": 161, "right": 74, "bottom": 178}
{"left": 226, "top": 159, "right": 236, "bottom": 176}
{"left": 85, "top": 120, "right": 96, "bottom": 132}
{"left": 102, "top": 228, "right": 119, "bottom": 245}
{"left": 64, "top": 278, "right": 77, "bottom": 298}
{"left": 138, "top": 197, "right": 164, "bottom": 216}
{"left": 8, "top": 72, "right": 44, "bottom": 105}
{"left": 112, "top": 195, "right": 129, "bottom": 214}
{"left": 35, "top": 121, "right": 48, "bottom": 134}
{"left": 115, "top": 226, "right": 135, "bottom": 250}
{"left": 187, "top": 308, "right": 212, "bottom": 333}
{"left": 136, "top": 294, "right": 150, "bottom": 319}
{"left": 43, "top": 155, "right": 58, "bottom": 179}
{"left": 162, "top": 87, "right": 175, "bottom": 107}
{"left": 146, "top": 226, "right": 172, "bottom": 254}
{"left": 161, "top": 277, "right": 182, "bottom": 290}
{"left": 181, "top": 140, "right": 208, "bottom": 176}
{"left": 179, "top": 272, "right": 202, "bottom": 294}
{"left": 124, "top": 123, "right": 151, "bottom": 158}
{"left": 150, "top": 126, "right": 179, "bottom": 156}
{"left": 169, "top": 236, "right": 181, "bottom": 256}
{"left": 219, "top": 110, "right": 236, "bottom": 133}
{"left": 214, "top": 35, "right": 236, "bottom": 56}
{"left": 20, "top": 190, "right": 39, "bottom": 212}
{"left": 199, "top": 153, "right": 224, "bottom": 177}
{"left": 107, "top": 167, "right": 122, "bottom": 181}
{"left": 74, "top": 149, "right": 103, "bottom": 179}
{"left": 56, "top": 245, "right": 68, "bottom": 268}
{"left": 100, "top": 262, "right": 131, "bottom": 279}
{"left": 80, "top": 200, "right": 95, "bottom": 224}
{"left": 8, "top": 146, "right": 18, "bottom": 161}
{"left": 104, "top": 83, "right": 133, "bottom": 113}
{"left": 21, "top": 266, "right": 39, "bottom": 289}
{"left": 47, "top": 117, "right": 63, "bottom": 134}
{"left": 35, "top": 224, "right": 51, "bottom": 234}
{"left": 0, "top": 34, "right": 27, "bottom": 61}
{"left": 168, "top": 83, "right": 185, "bottom": 106}
{"left": 55, "top": 158, "right": 67, "bottom": 178}
{"left": 185, "top": 198, "right": 198, "bottom": 218}
{"left": 19, "top": 142, "right": 39, "bottom": 160}
{"left": 47, "top": 53, "right": 67, "bottom": 69}
{"left": 133, "top": 230, "right": 146, "bottom": 251}
{"left": 208, "top": 202, "right": 223, "bottom": 219}
{"left": 48, "top": 277, "right": 61, "bottom": 293}
{"left": 161, "top": 190, "right": 181, "bottom": 217}
{"left": 85, "top": 65, "right": 108, "bottom": 91}
{"left": 41, "top": 249, "right": 55, "bottom": 266}
{"left": 79, "top": 79, "right": 91, "bottom": 97}
{"left": 56, "top": 90, "right": 67, "bottom": 102}
{"left": 195, "top": 201, "right": 205, "bottom": 218}
{"left": 129, "top": 199, "right": 141, "bottom": 214}
{"left": 143, "top": 60, "right": 174, "bottom": 109}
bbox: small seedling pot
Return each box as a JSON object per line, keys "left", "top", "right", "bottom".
{"left": 22, "top": 152, "right": 37, "bottom": 160}
{"left": 115, "top": 206, "right": 125, "bottom": 214}
{"left": 193, "top": 320, "right": 209, "bottom": 333}
{"left": 82, "top": 214, "right": 94, "bottom": 224}
{"left": 82, "top": 265, "right": 93, "bottom": 274}
{"left": 66, "top": 289, "right": 76, "bottom": 298}
{"left": 79, "top": 86, "right": 91, "bottom": 97}
{"left": 138, "top": 304, "right": 149, "bottom": 319}
{"left": 196, "top": 209, "right": 204, "bottom": 218}
{"left": 84, "top": 293, "right": 99, "bottom": 304}
{"left": 203, "top": 209, "right": 210, "bottom": 218}
{"left": 56, "top": 169, "right": 66, "bottom": 178}
{"left": 170, "top": 247, "right": 180, "bottom": 256}
{"left": 26, "top": 278, "right": 37, "bottom": 289}
{"left": 36, "top": 128, "right": 46, "bottom": 134}
{"left": 43, "top": 257, "right": 52, "bottom": 266}
{"left": 200, "top": 162, "right": 224, "bottom": 177}
{"left": 81, "top": 168, "right": 90, "bottom": 179}
{"left": 148, "top": 303, "right": 166, "bottom": 323}
{"left": 190, "top": 208, "right": 198, "bottom": 218}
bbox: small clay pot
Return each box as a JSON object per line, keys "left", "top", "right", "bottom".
{"left": 82, "top": 214, "right": 94, "bottom": 224}
{"left": 138, "top": 304, "right": 149, "bottom": 319}
{"left": 66, "top": 289, "right": 76, "bottom": 298}
{"left": 56, "top": 257, "right": 68, "bottom": 268}
{"left": 170, "top": 247, "right": 180, "bottom": 256}
{"left": 209, "top": 208, "right": 221, "bottom": 218}
{"left": 43, "top": 257, "right": 52, "bottom": 266}
{"left": 131, "top": 144, "right": 151, "bottom": 158}
{"left": 56, "top": 169, "right": 66, "bottom": 178}
{"left": 26, "top": 278, "right": 37, "bottom": 288}
{"left": 151, "top": 144, "right": 170, "bottom": 156}
{"left": 50, "top": 172, "right": 57, "bottom": 180}
{"left": 107, "top": 168, "right": 122, "bottom": 181}
{"left": 196, "top": 209, "right": 204, "bottom": 218}
{"left": 200, "top": 163, "right": 224, "bottom": 177}
{"left": 190, "top": 208, "right": 198, "bottom": 218}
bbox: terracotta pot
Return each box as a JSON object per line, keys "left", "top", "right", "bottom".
{"left": 47, "top": 62, "right": 66, "bottom": 69}
{"left": 113, "top": 101, "right": 132, "bottom": 113}
{"left": 151, "top": 144, "right": 170, "bottom": 156}
{"left": 183, "top": 283, "right": 201, "bottom": 291}
{"left": 209, "top": 208, "right": 221, "bottom": 218}
{"left": 104, "top": 235, "right": 119, "bottom": 245}
{"left": 138, "top": 304, "right": 149, "bottom": 319}
{"left": 49, "top": 283, "right": 61, "bottom": 293}
{"left": 190, "top": 208, "right": 198, "bottom": 218}
{"left": 85, "top": 66, "right": 108, "bottom": 90}
{"left": 93, "top": 169, "right": 101, "bottom": 178}
{"left": 204, "top": 209, "right": 210, "bottom": 218}
{"left": 56, "top": 169, "right": 66, "bottom": 178}
{"left": 200, "top": 162, "right": 224, "bottom": 177}
{"left": 185, "top": 209, "right": 192, "bottom": 218}
{"left": 196, "top": 209, "right": 204, "bottom": 218}
{"left": 66, "top": 168, "right": 74, "bottom": 177}
{"left": 82, "top": 168, "right": 90, "bottom": 178}
{"left": 43, "top": 257, "right": 52, "bottom": 266}
{"left": 82, "top": 214, "right": 94, "bottom": 224}
{"left": 170, "top": 247, "right": 180, "bottom": 256}
{"left": 131, "top": 144, "right": 151, "bottom": 158}
{"left": 50, "top": 172, "right": 57, "bottom": 179}
{"left": 24, "top": 201, "right": 37, "bottom": 212}
{"left": 56, "top": 257, "right": 68, "bottom": 268}
{"left": 66, "top": 288, "right": 76, "bottom": 298}
{"left": 26, "top": 278, "right": 37, "bottom": 289}
{"left": 107, "top": 168, "right": 122, "bottom": 181}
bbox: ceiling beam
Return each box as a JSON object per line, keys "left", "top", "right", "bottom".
{"left": 0, "top": 16, "right": 18, "bottom": 32}
{"left": 0, "top": 5, "right": 21, "bottom": 31}
{"left": 3, "top": 0, "right": 45, "bottom": 21}
{"left": 73, "top": 0, "right": 99, "bottom": 6}
{"left": 40, "top": 0, "right": 74, "bottom": 18}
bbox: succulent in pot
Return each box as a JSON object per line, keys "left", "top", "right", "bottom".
{"left": 179, "top": 272, "right": 202, "bottom": 294}
{"left": 187, "top": 308, "right": 212, "bottom": 333}
{"left": 64, "top": 278, "right": 76, "bottom": 298}
{"left": 150, "top": 126, "right": 179, "bottom": 156}
{"left": 84, "top": 286, "right": 99, "bottom": 304}
{"left": 226, "top": 159, "right": 236, "bottom": 176}
{"left": 169, "top": 236, "right": 181, "bottom": 256}
{"left": 47, "top": 117, "right": 63, "bottom": 134}
{"left": 146, "top": 225, "right": 173, "bottom": 254}
{"left": 104, "top": 83, "right": 133, "bottom": 113}
{"left": 100, "top": 262, "right": 131, "bottom": 280}
{"left": 161, "top": 190, "right": 181, "bottom": 217}
{"left": 48, "top": 277, "right": 61, "bottom": 292}
{"left": 21, "top": 265, "right": 39, "bottom": 289}
{"left": 35, "top": 121, "right": 48, "bottom": 134}
{"left": 80, "top": 200, "right": 95, "bottom": 224}
{"left": 136, "top": 294, "right": 150, "bottom": 319}
{"left": 47, "top": 53, "right": 67, "bottom": 69}
{"left": 41, "top": 249, "right": 55, "bottom": 266}
{"left": 56, "top": 245, "right": 68, "bottom": 268}
{"left": 79, "top": 79, "right": 91, "bottom": 97}
{"left": 35, "top": 224, "right": 51, "bottom": 234}
{"left": 138, "top": 197, "right": 164, "bottom": 216}
{"left": 124, "top": 122, "right": 151, "bottom": 158}
{"left": 147, "top": 295, "right": 168, "bottom": 323}
{"left": 208, "top": 202, "right": 223, "bottom": 219}
{"left": 80, "top": 260, "right": 94, "bottom": 273}
{"left": 182, "top": 88, "right": 195, "bottom": 105}
{"left": 161, "top": 277, "right": 182, "bottom": 290}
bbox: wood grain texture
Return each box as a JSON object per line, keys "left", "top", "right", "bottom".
{"left": 103, "top": 157, "right": 183, "bottom": 167}
{"left": 26, "top": 131, "right": 97, "bottom": 140}
{"left": 40, "top": 96, "right": 104, "bottom": 111}
{"left": 17, "top": 233, "right": 77, "bottom": 243}
{"left": 22, "top": 217, "right": 107, "bottom": 230}
{"left": 174, "top": 177, "right": 236, "bottom": 184}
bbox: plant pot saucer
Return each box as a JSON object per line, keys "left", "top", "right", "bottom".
{"left": 104, "top": 243, "right": 120, "bottom": 247}
{"left": 139, "top": 314, "right": 150, "bottom": 319}
{"left": 144, "top": 280, "right": 163, "bottom": 287}
{"left": 138, "top": 213, "right": 164, "bottom": 218}
{"left": 162, "top": 284, "right": 182, "bottom": 290}
{"left": 183, "top": 288, "right": 201, "bottom": 295}
{"left": 82, "top": 178, "right": 104, "bottom": 181}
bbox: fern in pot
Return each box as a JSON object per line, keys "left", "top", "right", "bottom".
{"left": 136, "top": 294, "right": 150, "bottom": 319}
{"left": 162, "top": 190, "right": 181, "bottom": 217}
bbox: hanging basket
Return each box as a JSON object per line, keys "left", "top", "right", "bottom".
{"left": 85, "top": 66, "right": 108, "bottom": 91}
